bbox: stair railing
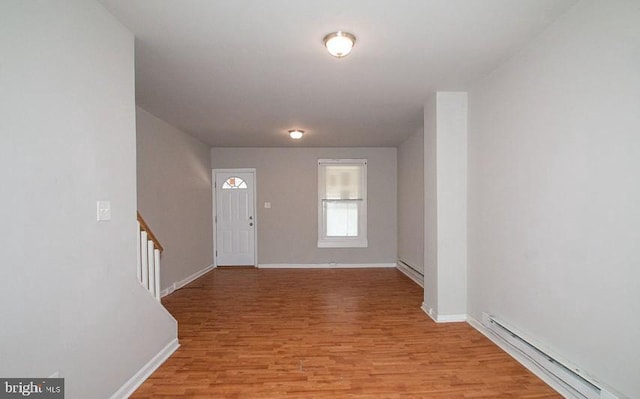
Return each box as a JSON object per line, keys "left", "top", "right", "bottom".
{"left": 136, "top": 212, "right": 163, "bottom": 300}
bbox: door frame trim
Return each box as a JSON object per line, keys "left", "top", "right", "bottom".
{"left": 212, "top": 168, "right": 258, "bottom": 267}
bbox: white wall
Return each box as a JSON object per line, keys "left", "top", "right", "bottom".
{"left": 0, "top": 2, "right": 177, "bottom": 398}
{"left": 423, "top": 96, "right": 438, "bottom": 311}
{"left": 423, "top": 93, "right": 468, "bottom": 320}
{"left": 397, "top": 128, "right": 425, "bottom": 273}
{"left": 211, "top": 147, "right": 397, "bottom": 265}
{"left": 137, "top": 107, "right": 213, "bottom": 291}
{"left": 436, "top": 93, "right": 468, "bottom": 317}
{"left": 467, "top": 0, "right": 640, "bottom": 397}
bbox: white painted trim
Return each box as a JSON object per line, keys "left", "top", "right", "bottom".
{"left": 160, "top": 264, "right": 215, "bottom": 298}
{"left": 435, "top": 313, "right": 467, "bottom": 322}
{"left": 467, "top": 316, "right": 580, "bottom": 399}
{"left": 421, "top": 303, "right": 466, "bottom": 323}
{"left": 211, "top": 169, "right": 216, "bottom": 267}
{"left": 396, "top": 262, "right": 424, "bottom": 287}
{"left": 257, "top": 263, "right": 396, "bottom": 269}
{"left": 422, "top": 303, "right": 439, "bottom": 322}
{"left": 317, "top": 238, "right": 368, "bottom": 248}
{"left": 109, "top": 338, "right": 179, "bottom": 399}
{"left": 212, "top": 168, "right": 258, "bottom": 267}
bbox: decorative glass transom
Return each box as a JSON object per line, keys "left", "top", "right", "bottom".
{"left": 222, "top": 177, "right": 248, "bottom": 190}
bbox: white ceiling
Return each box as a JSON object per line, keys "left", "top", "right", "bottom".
{"left": 100, "top": 0, "right": 577, "bottom": 147}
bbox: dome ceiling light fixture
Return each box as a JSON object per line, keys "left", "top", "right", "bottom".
{"left": 323, "top": 31, "right": 356, "bottom": 58}
{"left": 288, "top": 129, "right": 304, "bottom": 139}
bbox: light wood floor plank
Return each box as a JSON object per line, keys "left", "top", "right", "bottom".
{"left": 132, "top": 268, "right": 560, "bottom": 398}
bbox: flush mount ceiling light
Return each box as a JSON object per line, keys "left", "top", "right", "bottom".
{"left": 288, "top": 129, "right": 304, "bottom": 139}
{"left": 323, "top": 31, "right": 356, "bottom": 58}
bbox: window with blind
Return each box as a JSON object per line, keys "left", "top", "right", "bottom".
{"left": 317, "top": 159, "right": 368, "bottom": 248}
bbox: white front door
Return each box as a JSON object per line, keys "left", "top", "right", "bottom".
{"left": 215, "top": 171, "right": 256, "bottom": 266}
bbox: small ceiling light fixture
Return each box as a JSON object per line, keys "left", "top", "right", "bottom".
{"left": 323, "top": 31, "right": 356, "bottom": 58}
{"left": 288, "top": 129, "right": 304, "bottom": 139}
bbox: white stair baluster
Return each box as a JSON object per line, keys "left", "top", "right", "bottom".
{"left": 154, "top": 248, "right": 161, "bottom": 300}
{"left": 147, "top": 241, "right": 155, "bottom": 296}
{"left": 136, "top": 221, "right": 142, "bottom": 284}
{"left": 140, "top": 231, "right": 149, "bottom": 290}
{"left": 137, "top": 213, "right": 163, "bottom": 299}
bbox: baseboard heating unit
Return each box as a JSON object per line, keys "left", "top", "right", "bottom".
{"left": 481, "top": 313, "right": 624, "bottom": 399}
{"left": 396, "top": 260, "right": 423, "bottom": 287}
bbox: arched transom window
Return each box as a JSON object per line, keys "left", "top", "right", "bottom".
{"left": 222, "top": 177, "right": 248, "bottom": 189}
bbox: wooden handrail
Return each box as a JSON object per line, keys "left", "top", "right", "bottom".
{"left": 137, "top": 211, "right": 164, "bottom": 253}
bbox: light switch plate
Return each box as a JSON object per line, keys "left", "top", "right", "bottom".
{"left": 264, "top": 202, "right": 271, "bottom": 209}
{"left": 97, "top": 200, "right": 111, "bottom": 221}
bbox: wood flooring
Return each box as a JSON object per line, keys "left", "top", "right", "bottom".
{"left": 131, "top": 268, "right": 560, "bottom": 398}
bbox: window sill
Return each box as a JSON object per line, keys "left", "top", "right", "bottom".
{"left": 317, "top": 239, "right": 368, "bottom": 248}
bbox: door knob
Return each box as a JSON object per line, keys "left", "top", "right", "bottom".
{"left": 249, "top": 223, "right": 253, "bottom": 226}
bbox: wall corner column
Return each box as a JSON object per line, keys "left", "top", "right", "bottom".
{"left": 423, "top": 92, "right": 468, "bottom": 322}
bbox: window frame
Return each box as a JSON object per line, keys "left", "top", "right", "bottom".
{"left": 317, "top": 158, "right": 368, "bottom": 248}
{"left": 221, "top": 176, "right": 248, "bottom": 190}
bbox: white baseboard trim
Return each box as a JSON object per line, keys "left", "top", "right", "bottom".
{"left": 421, "top": 303, "right": 467, "bottom": 323}
{"left": 466, "top": 316, "right": 581, "bottom": 399}
{"left": 110, "top": 338, "right": 179, "bottom": 399}
{"left": 436, "top": 313, "right": 467, "bottom": 322}
{"left": 257, "top": 263, "right": 397, "bottom": 269}
{"left": 160, "top": 264, "right": 215, "bottom": 297}
{"left": 396, "top": 262, "right": 424, "bottom": 287}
